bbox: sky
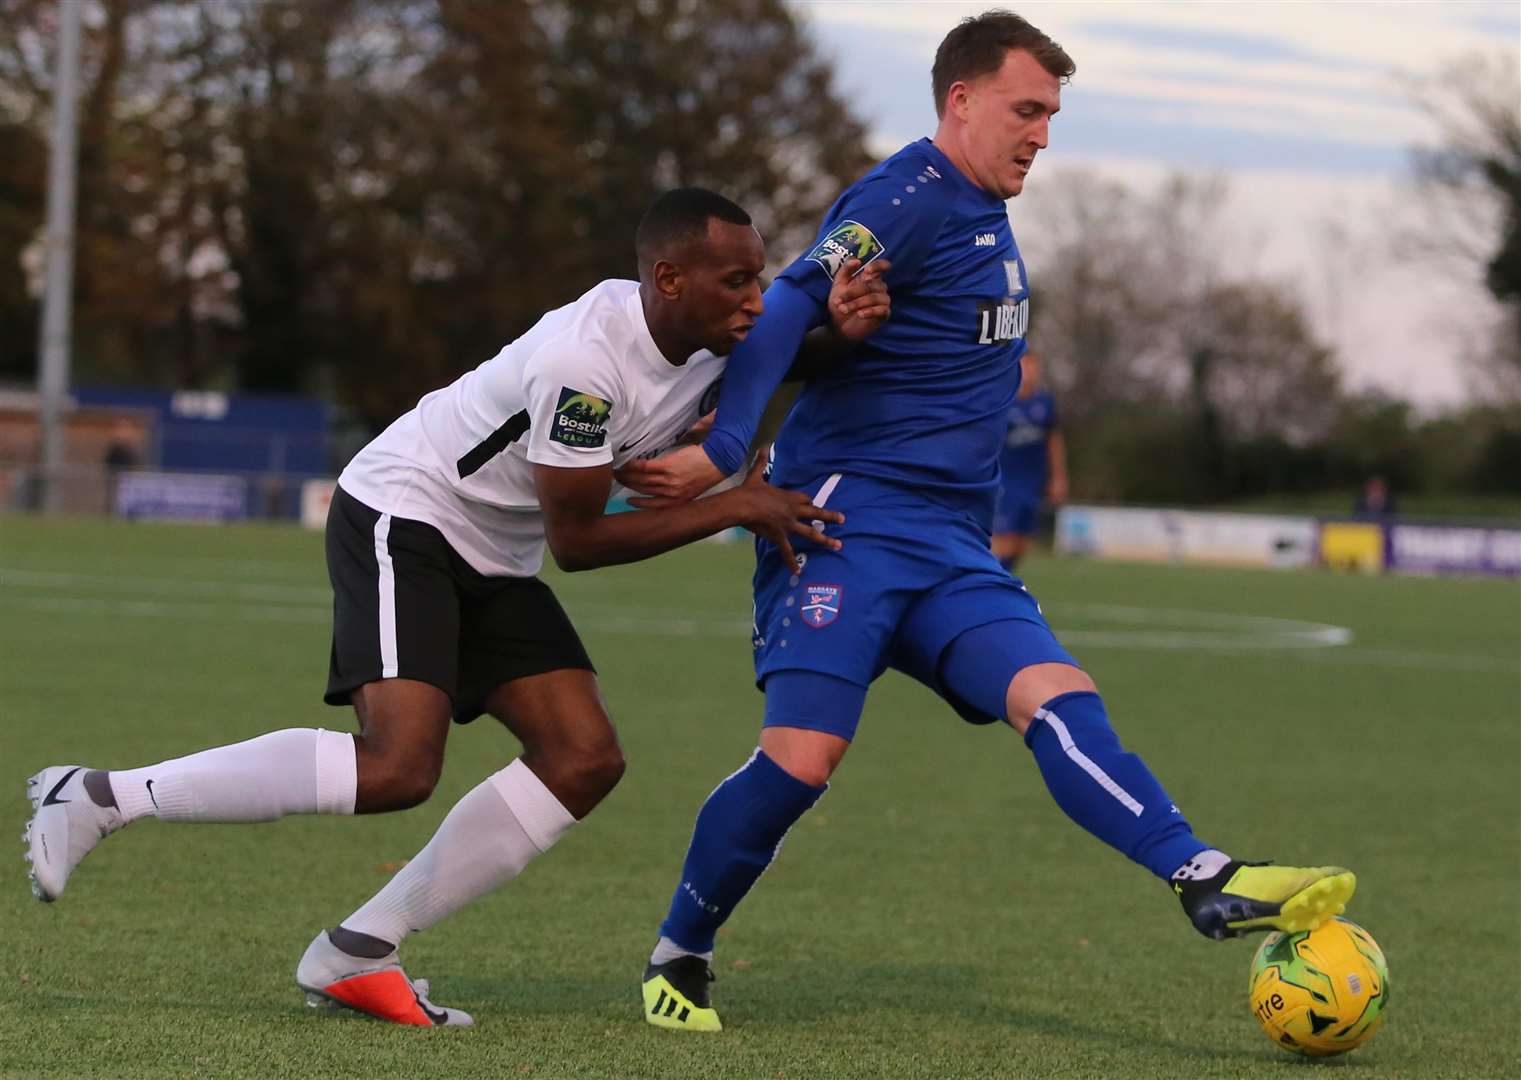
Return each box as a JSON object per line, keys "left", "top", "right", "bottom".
{"left": 788, "top": 0, "right": 1521, "bottom": 407}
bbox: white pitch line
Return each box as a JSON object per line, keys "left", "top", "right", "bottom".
{"left": 1, "top": 567, "right": 327, "bottom": 603}
{"left": 4, "top": 575, "right": 1514, "bottom": 674}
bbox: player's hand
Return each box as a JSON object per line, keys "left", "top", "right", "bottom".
{"left": 826, "top": 257, "right": 892, "bottom": 344}
{"left": 615, "top": 444, "right": 725, "bottom": 507}
{"left": 730, "top": 452, "right": 843, "bottom": 574}
{"left": 1047, "top": 474, "right": 1069, "bottom": 506}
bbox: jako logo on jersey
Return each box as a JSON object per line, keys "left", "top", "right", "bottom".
{"left": 806, "top": 220, "right": 886, "bottom": 278}
{"left": 800, "top": 584, "right": 843, "bottom": 628}
{"left": 551, "top": 387, "right": 612, "bottom": 448}
{"left": 975, "top": 297, "right": 1029, "bottom": 346}
{"left": 974, "top": 232, "right": 997, "bottom": 246}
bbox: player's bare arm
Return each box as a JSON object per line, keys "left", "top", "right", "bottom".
{"left": 616, "top": 256, "right": 892, "bottom": 504}
{"left": 536, "top": 455, "right": 841, "bottom": 575}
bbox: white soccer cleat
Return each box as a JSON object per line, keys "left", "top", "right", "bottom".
{"left": 24, "top": 765, "right": 126, "bottom": 902}
{"left": 295, "top": 931, "right": 474, "bottom": 1027}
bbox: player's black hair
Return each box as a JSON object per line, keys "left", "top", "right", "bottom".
{"left": 635, "top": 187, "right": 752, "bottom": 270}
{"left": 932, "top": 9, "right": 1075, "bottom": 116}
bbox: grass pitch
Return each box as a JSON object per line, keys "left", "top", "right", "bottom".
{"left": 1, "top": 514, "right": 1517, "bottom": 1078}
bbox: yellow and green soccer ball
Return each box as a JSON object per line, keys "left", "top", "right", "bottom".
{"left": 1248, "top": 916, "right": 1390, "bottom": 1057}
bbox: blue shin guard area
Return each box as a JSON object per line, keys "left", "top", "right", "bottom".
{"left": 658, "top": 749, "right": 826, "bottom": 954}
{"left": 1025, "top": 692, "right": 1208, "bottom": 880}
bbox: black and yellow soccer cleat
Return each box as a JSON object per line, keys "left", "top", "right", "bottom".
{"left": 642, "top": 955, "right": 722, "bottom": 1032}
{"left": 1176, "top": 861, "right": 1356, "bottom": 940}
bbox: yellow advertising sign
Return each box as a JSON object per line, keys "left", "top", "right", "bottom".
{"left": 1320, "top": 522, "right": 1385, "bottom": 574}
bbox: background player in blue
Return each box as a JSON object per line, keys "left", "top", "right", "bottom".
{"left": 992, "top": 349, "right": 1068, "bottom": 572}
{"left": 619, "top": 11, "right": 1357, "bottom": 1033}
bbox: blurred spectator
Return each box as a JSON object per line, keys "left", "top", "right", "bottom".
{"left": 991, "top": 351, "right": 1068, "bottom": 572}
{"left": 103, "top": 420, "right": 140, "bottom": 473}
{"left": 1354, "top": 474, "right": 1398, "bottom": 518}
{"left": 103, "top": 420, "right": 141, "bottom": 514}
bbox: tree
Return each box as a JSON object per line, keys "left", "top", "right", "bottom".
{"left": 1, "top": 0, "right": 874, "bottom": 428}
{"left": 1408, "top": 51, "right": 1521, "bottom": 398}
{"left": 1016, "top": 168, "right": 1342, "bottom": 500}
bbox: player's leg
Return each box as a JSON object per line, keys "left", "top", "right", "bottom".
{"left": 24, "top": 720, "right": 364, "bottom": 903}
{"left": 989, "top": 489, "right": 1036, "bottom": 573}
{"left": 936, "top": 610, "right": 1354, "bottom": 939}
{"left": 330, "top": 669, "right": 614, "bottom": 959}
{"left": 301, "top": 574, "right": 600, "bottom": 1026}
{"left": 644, "top": 475, "right": 916, "bottom": 1031}
{"left": 24, "top": 683, "right": 428, "bottom": 902}
{"left": 989, "top": 530, "right": 1032, "bottom": 572}
{"left": 22, "top": 493, "right": 467, "bottom": 903}
{"left": 643, "top": 673, "right": 859, "bottom": 1032}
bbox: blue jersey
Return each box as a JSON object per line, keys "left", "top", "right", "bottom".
{"left": 998, "top": 389, "right": 1058, "bottom": 499}
{"left": 703, "top": 139, "right": 1030, "bottom": 524}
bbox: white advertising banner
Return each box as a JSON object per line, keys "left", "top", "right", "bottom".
{"left": 1056, "top": 505, "right": 1317, "bottom": 569}
{"left": 300, "top": 478, "right": 337, "bottom": 530}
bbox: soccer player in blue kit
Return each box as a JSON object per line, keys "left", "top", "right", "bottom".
{"left": 992, "top": 350, "right": 1067, "bottom": 572}
{"left": 617, "top": 11, "right": 1357, "bottom": 1032}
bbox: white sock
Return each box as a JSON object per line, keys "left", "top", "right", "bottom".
{"left": 109, "top": 728, "right": 356, "bottom": 823}
{"left": 1171, "top": 848, "right": 1233, "bottom": 882}
{"left": 339, "top": 758, "right": 576, "bottom": 947}
{"left": 650, "top": 936, "right": 713, "bottom": 966}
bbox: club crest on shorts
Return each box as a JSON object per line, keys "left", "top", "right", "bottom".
{"left": 800, "top": 584, "right": 843, "bottom": 628}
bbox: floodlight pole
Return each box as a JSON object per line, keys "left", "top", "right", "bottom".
{"left": 36, "top": 0, "right": 83, "bottom": 512}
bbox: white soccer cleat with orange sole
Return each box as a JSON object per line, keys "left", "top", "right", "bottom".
{"left": 295, "top": 931, "right": 474, "bottom": 1027}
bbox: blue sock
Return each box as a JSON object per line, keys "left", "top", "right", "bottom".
{"left": 1025, "top": 692, "right": 1207, "bottom": 880}
{"left": 658, "top": 750, "right": 826, "bottom": 954}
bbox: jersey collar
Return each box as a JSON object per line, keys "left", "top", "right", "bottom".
{"left": 917, "top": 138, "right": 1005, "bottom": 209}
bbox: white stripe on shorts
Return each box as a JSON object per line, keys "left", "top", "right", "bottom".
{"left": 1035, "top": 706, "right": 1145, "bottom": 817}
{"left": 810, "top": 472, "right": 844, "bottom": 532}
{"left": 373, "top": 513, "right": 398, "bottom": 679}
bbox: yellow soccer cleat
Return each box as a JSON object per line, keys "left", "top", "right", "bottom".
{"left": 1176, "top": 862, "right": 1356, "bottom": 940}
{"left": 642, "top": 956, "right": 722, "bottom": 1032}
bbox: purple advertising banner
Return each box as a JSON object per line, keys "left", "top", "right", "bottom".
{"left": 1386, "top": 523, "right": 1521, "bottom": 578}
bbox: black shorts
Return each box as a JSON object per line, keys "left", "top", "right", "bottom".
{"left": 324, "top": 485, "right": 594, "bottom": 723}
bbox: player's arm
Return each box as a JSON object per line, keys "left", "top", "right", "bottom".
{"left": 615, "top": 258, "right": 890, "bottom": 504}
{"left": 1046, "top": 410, "right": 1068, "bottom": 505}
{"left": 535, "top": 455, "right": 842, "bottom": 574}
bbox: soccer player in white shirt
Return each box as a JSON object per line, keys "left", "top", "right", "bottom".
{"left": 23, "top": 188, "right": 890, "bottom": 1026}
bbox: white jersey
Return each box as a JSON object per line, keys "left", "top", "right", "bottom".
{"left": 339, "top": 280, "right": 727, "bottom": 577}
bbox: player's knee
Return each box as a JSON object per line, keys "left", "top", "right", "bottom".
{"left": 523, "top": 734, "right": 625, "bottom": 812}
{"left": 1006, "top": 663, "right": 1097, "bottom": 734}
{"left": 775, "top": 755, "right": 833, "bottom": 788}
{"left": 759, "top": 731, "right": 845, "bottom": 787}
{"left": 548, "top": 734, "right": 625, "bottom": 795}
{"left": 580, "top": 741, "right": 627, "bottom": 798}
{"left": 357, "top": 749, "right": 443, "bottom": 812}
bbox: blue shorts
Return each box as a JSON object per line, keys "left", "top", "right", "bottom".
{"left": 752, "top": 474, "right": 1078, "bottom": 741}
{"left": 991, "top": 484, "right": 1041, "bottom": 536}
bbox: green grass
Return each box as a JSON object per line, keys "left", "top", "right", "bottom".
{"left": 1, "top": 515, "right": 1517, "bottom": 1078}
{"left": 1216, "top": 491, "right": 1521, "bottom": 521}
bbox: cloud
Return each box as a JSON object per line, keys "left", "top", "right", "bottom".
{"left": 1077, "top": 19, "right": 1344, "bottom": 68}
{"left": 796, "top": 0, "right": 1514, "bottom": 160}
{"left": 789, "top": 0, "right": 1514, "bottom": 404}
{"left": 1051, "top": 88, "right": 1408, "bottom": 174}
